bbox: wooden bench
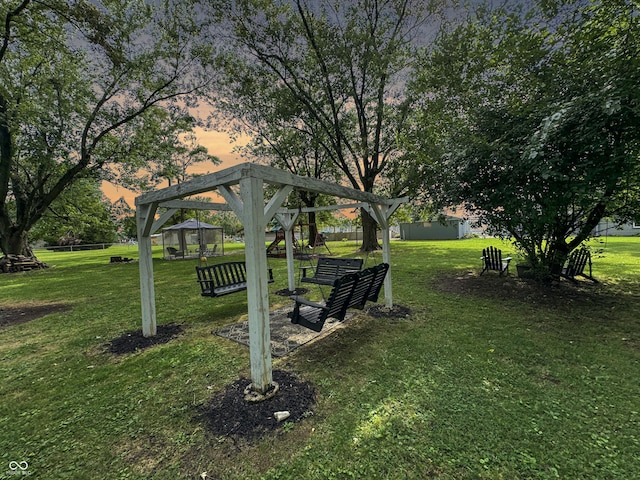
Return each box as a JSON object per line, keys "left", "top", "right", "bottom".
{"left": 288, "top": 273, "right": 359, "bottom": 332}
{"left": 561, "top": 248, "right": 597, "bottom": 282}
{"left": 300, "top": 257, "right": 363, "bottom": 286}
{"left": 481, "top": 246, "right": 512, "bottom": 276}
{"left": 196, "top": 261, "right": 274, "bottom": 297}
{"left": 289, "top": 263, "right": 390, "bottom": 331}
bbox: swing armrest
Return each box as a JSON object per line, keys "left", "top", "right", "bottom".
{"left": 299, "top": 266, "right": 314, "bottom": 278}
{"left": 290, "top": 296, "right": 327, "bottom": 311}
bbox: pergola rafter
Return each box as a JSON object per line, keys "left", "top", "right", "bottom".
{"left": 135, "top": 163, "right": 406, "bottom": 394}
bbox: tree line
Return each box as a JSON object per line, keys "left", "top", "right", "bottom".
{"left": 1, "top": 0, "right": 638, "bottom": 276}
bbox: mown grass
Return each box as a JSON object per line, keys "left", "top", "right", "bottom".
{"left": 1, "top": 237, "right": 638, "bottom": 479}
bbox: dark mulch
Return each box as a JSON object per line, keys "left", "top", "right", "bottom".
{"left": 433, "top": 270, "right": 622, "bottom": 309}
{"left": 198, "top": 369, "right": 316, "bottom": 441}
{"left": 106, "top": 323, "right": 184, "bottom": 354}
{"left": 367, "top": 304, "right": 411, "bottom": 319}
{"left": 0, "top": 303, "right": 71, "bottom": 328}
{"left": 274, "top": 287, "right": 309, "bottom": 296}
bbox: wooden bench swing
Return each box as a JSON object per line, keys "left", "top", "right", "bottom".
{"left": 300, "top": 257, "right": 364, "bottom": 286}
{"left": 288, "top": 263, "right": 389, "bottom": 332}
{"left": 196, "top": 261, "right": 274, "bottom": 297}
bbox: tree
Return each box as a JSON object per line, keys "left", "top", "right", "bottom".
{"left": 214, "top": 0, "right": 444, "bottom": 250}
{"left": 208, "top": 211, "right": 243, "bottom": 237}
{"left": 221, "top": 81, "right": 339, "bottom": 244}
{"left": 29, "top": 178, "right": 117, "bottom": 246}
{"left": 110, "top": 109, "right": 221, "bottom": 193}
{"left": 214, "top": 49, "right": 342, "bottom": 244}
{"left": 407, "top": 0, "right": 640, "bottom": 275}
{"left": 0, "top": 0, "right": 215, "bottom": 256}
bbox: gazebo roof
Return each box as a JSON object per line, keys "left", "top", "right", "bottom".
{"left": 162, "top": 218, "right": 221, "bottom": 230}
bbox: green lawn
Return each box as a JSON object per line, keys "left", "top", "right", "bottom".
{"left": 1, "top": 237, "right": 639, "bottom": 479}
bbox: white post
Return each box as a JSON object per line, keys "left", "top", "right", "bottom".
{"left": 284, "top": 224, "right": 296, "bottom": 292}
{"left": 275, "top": 212, "right": 299, "bottom": 293}
{"left": 380, "top": 225, "right": 393, "bottom": 308}
{"left": 240, "top": 177, "right": 273, "bottom": 393}
{"left": 366, "top": 203, "right": 399, "bottom": 308}
{"left": 136, "top": 204, "right": 157, "bottom": 337}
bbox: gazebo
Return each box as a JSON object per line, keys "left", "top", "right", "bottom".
{"left": 135, "top": 163, "right": 406, "bottom": 394}
{"left": 161, "top": 218, "right": 223, "bottom": 259}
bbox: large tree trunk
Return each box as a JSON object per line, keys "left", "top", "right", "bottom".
{"left": 299, "top": 192, "right": 319, "bottom": 247}
{"left": 0, "top": 226, "right": 33, "bottom": 257}
{"left": 307, "top": 211, "right": 319, "bottom": 247}
{"left": 360, "top": 208, "right": 380, "bottom": 252}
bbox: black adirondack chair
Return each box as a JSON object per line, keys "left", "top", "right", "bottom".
{"left": 167, "top": 246, "right": 184, "bottom": 259}
{"left": 561, "top": 248, "right": 597, "bottom": 282}
{"left": 481, "top": 246, "right": 512, "bottom": 276}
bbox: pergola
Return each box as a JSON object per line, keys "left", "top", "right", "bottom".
{"left": 135, "top": 163, "right": 406, "bottom": 394}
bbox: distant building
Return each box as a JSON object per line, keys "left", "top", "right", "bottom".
{"left": 593, "top": 220, "right": 640, "bottom": 237}
{"left": 399, "top": 216, "right": 471, "bottom": 240}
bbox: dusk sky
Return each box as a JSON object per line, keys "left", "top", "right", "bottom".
{"left": 101, "top": 128, "right": 247, "bottom": 207}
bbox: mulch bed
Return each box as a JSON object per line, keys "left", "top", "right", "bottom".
{"left": 198, "top": 369, "right": 316, "bottom": 441}
{"left": 0, "top": 303, "right": 71, "bottom": 328}
{"left": 432, "top": 270, "right": 616, "bottom": 309}
{"left": 367, "top": 304, "right": 411, "bottom": 318}
{"left": 274, "top": 287, "right": 309, "bottom": 296}
{"left": 106, "top": 323, "right": 185, "bottom": 354}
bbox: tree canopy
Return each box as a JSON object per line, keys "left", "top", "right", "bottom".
{"left": 212, "top": 0, "right": 445, "bottom": 250}
{"left": 29, "top": 178, "right": 117, "bottom": 246}
{"left": 0, "top": 0, "right": 216, "bottom": 256}
{"left": 407, "top": 0, "right": 640, "bottom": 274}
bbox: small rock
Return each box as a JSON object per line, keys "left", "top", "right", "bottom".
{"left": 274, "top": 411, "right": 290, "bottom": 422}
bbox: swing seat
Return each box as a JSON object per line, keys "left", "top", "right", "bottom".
{"left": 288, "top": 273, "right": 359, "bottom": 332}
{"left": 300, "top": 257, "right": 363, "bottom": 285}
{"left": 288, "top": 263, "right": 389, "bottom": 332}
{"left": 346, "top": 262, "right": 390, "bottom": 309}
{"left": 347, "top": 266, "right": 376, "bottom": 310}
{"left": 196, "top": 261, "right": 274, "bottom": 297}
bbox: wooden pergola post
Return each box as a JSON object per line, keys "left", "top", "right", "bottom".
{"left": 239, "top": 177, "right": 272, "bottom": 393}
{"left": 366, "top": 199, "right": 405, "bottom": 308}
{"left": 136, "top": 202, "right": 157, "bottom": 337}
{"left": 274, "top": 212, "right": 299, "bottom": 293}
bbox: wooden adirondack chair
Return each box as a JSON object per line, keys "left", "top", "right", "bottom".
{"left": 481, "top": 246, "right": 512, "bottom": 276}
{"left": 561, "top": 248, "right": 597, "bottom": 282}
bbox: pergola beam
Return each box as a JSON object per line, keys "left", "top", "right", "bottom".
{"left": 159, "top": 200, "right": 232, "bottom": 211}
{"left": 136, "top": 163, "right": 397, "bottom": 207}
{"left": 151, "top": 208, "right": 177, "bottom": 236}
